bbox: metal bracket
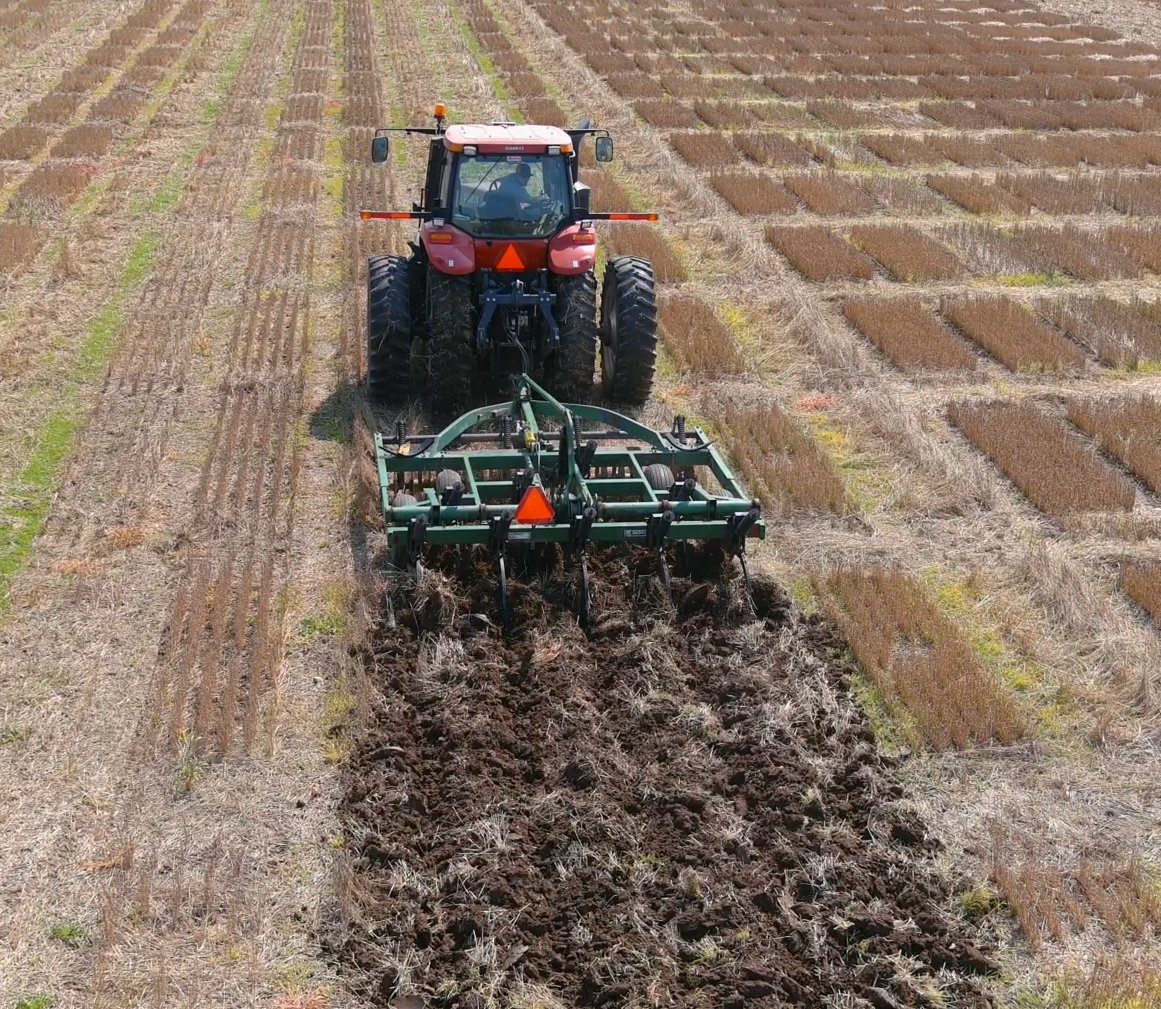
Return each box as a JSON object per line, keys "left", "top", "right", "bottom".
{"left": 570, "top": 506, "right": 597, "bottom": 556}
{"left": 489, "top": 511, "right": 513, "bottom": 554}
{"left": 407, "top": 514, "right": 428, "bottom": 565}
{"left": 669, "top": 477, "right": 697, "bottom": 502}
{"left": 647, "top": 508, "right": 675, "bottom": 549}
{"left": 477, "top": 269, "right": 558, "bottom": 348}
{"left": 726, "top": 506, "right": 760, "bottom": 555}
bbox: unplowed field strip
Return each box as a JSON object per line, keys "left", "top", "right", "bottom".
{"left": 150, "top": 0, "right": 334, "bottom": 757}
{"left": 0, "top": 0, "right": 357, "bottom": 1001}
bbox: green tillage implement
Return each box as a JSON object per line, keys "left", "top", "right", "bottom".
{"left": 376, "top": 373, "right": 764, "bottom": 626}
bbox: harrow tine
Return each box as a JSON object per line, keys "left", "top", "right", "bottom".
{"left": 738, "top": 550, "right": 755, "bottom": 614}
{"left": 497, "top": 554, "right": 512, "bottom": 632}
{"left": 657, "top": 547, "right": 674, "bottom": 609}
{"left": 578, "top": 552, "right": 591, "bottom": 626}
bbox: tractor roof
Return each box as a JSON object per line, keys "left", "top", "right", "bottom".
{"left": 444, "top": 123, "right": 574, "bottom": 154}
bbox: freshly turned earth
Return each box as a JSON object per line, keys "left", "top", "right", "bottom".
{"left": 339, "top": 547, "right": 996, "bottom": 1007}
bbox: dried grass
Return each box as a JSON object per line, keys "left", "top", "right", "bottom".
{"left": 843, "top": 297, "right": 978, "bottom": 371}
{"left": 517, "top": 98, "right": 567, "bottom": 127}
{"left": 947, "top": 400, "right": 1135, "bottom": 514}
{"left": 1067, "top": 395, "right": 1161, "bottom": 494}
{"left": 1042, "top": 296, "right": 1161, "bottom": 368}
{"left": 783, "top": 173, "right": 877, "bottom": 217}
{"left": 942, "top": 295, "right": 1084, "bottom": 371}
{"left": 1120, "top": 562, "right": 1161, "bottom": 626}
{"left": 766, "top": 225, "right": 876, "bottom": 282}
{"left": 919, "top": 100, "right": 1001, "bottom": 129}
{"left": 0, "top": 125, "right": 48, "bottom": 159}
{"left": 1012, "top": 225, "right": 1145, "bottom": 281}
{"left": 51, "top": 124, "right": 115, "bottom": 159}
{"left": 604, "top": 223, "right": 687, "bottom": 282}
{"left": 604, "top": 72, "right": 662, "bottom": 99}
{"left": 822, "top": 568, "right": 1025, "bottom": 748}
{"left": 848, "top": 225, "right": 965, "bottom": 281}
{"left": 1106, "top": 226, "right": 1161, "bottom": 274}
{"left": 997, "top": 173, "right": 1104, "bottom": 215}
{"left": 709, "top": 170, "right": 797, "bottom": 214}
{"left": 666, "top": 131, "right": 740, "bottom": 168}
{"left": 859, "top": 133, "right": 937, "bottom": 167}
{"left": 731, "top": 131, "right": 816, "bottom": 167}
{"left": 926, "top": 174, "right": 1030, "bottom": 216}
{"left": 709, "top": 401, "right": 847, "bottom": 514}
{"left": 22, "top": 91, "right": 83, "bottom": 125}
{"left": 658, "top": 293, "right": 744, "bottom": 376}
{"left": 0, "top": 221, "right": 45, "bottom": 274}
{"left": 631, "top": 100, "right": 699, "bottom": 128}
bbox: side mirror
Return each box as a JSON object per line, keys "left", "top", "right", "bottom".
{"left": 594, "top": 136, "right": 613, "bottom": 163}
{"left": 573, "top": 181, "right": 591, "bottom": 216}
{"left": 371, "top": 136, "right": 389, "bottom": 163}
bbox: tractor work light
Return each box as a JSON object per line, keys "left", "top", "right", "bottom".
{"left": 463, "top": 144, "right": 477, "bottom": 155}
{"left": 547, "top": 145, "right": 560, "bottom": 155}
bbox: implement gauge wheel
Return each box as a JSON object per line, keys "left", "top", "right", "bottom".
{"left": 600, "top": 255, "right": 657, "bottom": 405}
{"left": 366, "top": 254, "right": 413, "bottom": 402}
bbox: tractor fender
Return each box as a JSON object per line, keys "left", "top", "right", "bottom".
{"left": 548, "top": 223, "right": 597, "bottom": 275}
{"left": 420, "top": 222, "right": 475, "bottom": 275}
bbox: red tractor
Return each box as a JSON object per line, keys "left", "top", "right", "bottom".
{"left": 361, "top": 104, "right": 659, "bottom": 414}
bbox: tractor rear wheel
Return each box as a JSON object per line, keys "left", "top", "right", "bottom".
{"left": 427, "top": 265, "right": 476, "bottom": 418}
{"left": 550, "top": 269, "right": 596, "bottom": 401}
{"left": 366, "top": 254, "right": 413, "bottom": 402}
{"left": 600, "top": 255, "right": 657, "bottom": 405}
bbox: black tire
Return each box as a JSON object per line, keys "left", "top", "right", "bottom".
{"left": 427, "top": 264, "right": 476, "bottom": 418}
{"left": 366, "top": 254, "right": 413, "bottom": 402}
{"left": 643, "top": 464, "right": 675, "bottom": 492}
{"left": 550, "top": 270, "right": 597, "bottom": 401}
{"left": 600, "top": 255, "right": 657, "bottom": 405}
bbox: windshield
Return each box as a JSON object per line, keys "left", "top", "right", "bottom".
{"left": 450, "top": 154, "right": 570, "bottom": 239}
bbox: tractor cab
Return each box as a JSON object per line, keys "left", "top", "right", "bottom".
{"left": 362, "top": 105, "right": 658, "bottom": 416}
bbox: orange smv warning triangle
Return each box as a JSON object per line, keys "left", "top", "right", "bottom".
{"left": 514, "top": 484, "right": 554, "bottom": 524}
{"left": 495, "top": 243, "right": 525, "bottom": 271}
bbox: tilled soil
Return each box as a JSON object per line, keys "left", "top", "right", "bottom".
{"left": 339, "top": 549, "right": 996, "bottom": 1008}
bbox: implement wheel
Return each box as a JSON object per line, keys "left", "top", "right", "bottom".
{"left": 550, "top": 269, "right": 597, "bottom": 401}
{"left": 427, "top": 264, "right": 476, "bottom": 418}
{"left": 366, "top": 254, "right": 413, "bottom": 402}
{"left": 600, "top": 255, "right": 657, "bottom": 405}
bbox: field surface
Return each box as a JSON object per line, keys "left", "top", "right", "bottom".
{"left": 0, "top": 0, "right": 1159, "bottom": 1006}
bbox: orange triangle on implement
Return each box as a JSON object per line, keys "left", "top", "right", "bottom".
{"left": 514, "top": 485, "right": 554, "bottom": 524}
{"left": 495, "top": 243, "right": 525, "bottom": 271}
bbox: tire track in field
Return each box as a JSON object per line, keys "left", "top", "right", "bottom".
{"left": 151, "top": 0, "right": 337, "bottom": 757}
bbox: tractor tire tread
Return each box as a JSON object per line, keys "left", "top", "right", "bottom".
{"left": 552, "top": 269, "right": 597, "bottom": 401}
{"left": 366, "top": 254, "right": 413, "bottom": 403}
{"left": 601, "top": 255, "right": 657, "bottom": 405}
{"left": 427, "top": 265, "right": 476, "bottom": 419}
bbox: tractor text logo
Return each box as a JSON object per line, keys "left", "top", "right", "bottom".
{"left": 504, "top": 145, "right": 524, "bottom": 151}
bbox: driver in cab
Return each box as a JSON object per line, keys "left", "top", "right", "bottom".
{"left": 492, "top": 161, "right": 539, "bottom": 211}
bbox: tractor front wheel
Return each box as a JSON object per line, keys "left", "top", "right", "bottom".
{"left": 427, "top": 265, "right": 476, "bottom": 419}
{"left": 599, "top": 255, "right": 657, "bottom": 405}
{"left": 550, "top": 269, "right": 597, "bottom": 402}
{"left": 366, "top": 254, "right": 413, "bottom": 402}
